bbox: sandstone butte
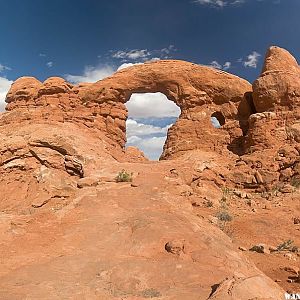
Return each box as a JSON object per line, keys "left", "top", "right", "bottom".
{"left": 0, "top": 46, "right": 299, "bottom": 299}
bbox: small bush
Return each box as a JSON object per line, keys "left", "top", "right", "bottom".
{"left": 216, "top": 211, "right": 233, "bottom": 222}
{"left": 221, "top": 187, "right": 231, "bottom": 198}
{"left": 142, "top": 288, "right": 162, "bottom": 298}
{"left": 291, "top": 178, "right": 300, "bottom": 189}
{"left": 220, "top": 186, "right": 232, "bottom": 208}
{"left": 276, "top": 239, "right": 294, "bottom": 252}
{"left": 115, "top": 169, "right": 133, "bottom": 182}
{"left": 206, "top": 200, "right": 214, "bottom": 207}
{"left": 291, "top": 245, "right": 299, "bottom": 253}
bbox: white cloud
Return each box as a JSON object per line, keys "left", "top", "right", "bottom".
{"left": 46, "top": 61, "right": 53, "bottom": 68}
{"left": 243, "top": 51, "right": 261, "bottom": 68}
{"left": 0, "top": 64, "right": 11, "bottom": 73}
{"left": 111, "top": 45, "right": 176, "bottom": 62}
{"left": 126, "top": 118, "right": 172, "bottom": 160}
{"left": 223, "top": 61, "right": 231, "bottom": 70}
{"left": 112, "top": 49, "right": 150, "bottom": 60}
{"left": 148, "top": 57, "right": 161, "bottom": 62}
{"left": 209, "top": 60, "right": 232, "bottom": 70}
{"left": 160, "top": 45, "right": 176, "bottom": 55}
{"left": 127, "top": 135, "right": 142, "bottom": 144}
{"left": 65, "top": 45, "right": 175, "bottom": 84}
{"left": 117, "top": 62, "right": 143, "bottom": 71}
{"left": 0, "top": 77, "right": 13, "bottom": 112}
{"left": 127, "top": 134, "right": 167, "bottom": 160}
{"left": 126, "top": 119, "right": 171, "bottom": 138}
{"left": 65, "top": 65, "right": 115, "bottom": 83}
{"left": 39, "top": 53, "right": 46, "bottom": 57}
{"left": 117, "top": 58, "right": 160, "bottom": 72}
{"left": 209, "top": 61, "right": 222, "bottom": 69}
{"left": 134, "top": 136, "right": 167, "bottom": 160}
{"left": 194, "top": 0, "right": 275, "bottom": 8}
{"left": 126, "top": 92, "right": 181, "bottom": 118}
{"left": 125, "top": 92, "right": 180, "bottom": 160}
{"left": 211, "top": 117, "right": 221, "bottom": 128}
{"left": 194, "top": 0, "right": 226, "bottom": 7}
{"left": 193, "top": 0, "right": 245, "bottom": 7}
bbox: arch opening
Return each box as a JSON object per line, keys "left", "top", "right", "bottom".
{"left": 125, "top": 92, "right": 181, "bottom": 161}
{"left": 211, "top": 111, "right": 225, "bottom": 128}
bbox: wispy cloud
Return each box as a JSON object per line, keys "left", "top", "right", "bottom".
{"left": 193, "top": 0, "right": 245, "bottom": 8}
{"left": 208, "top": 60, "right": 232, "bottom": 70}
{"left": 46, "top": 61, "right": 53, "bottom": 68}
{"left": 193, "top": 0, "right": 280, "bottom": 8}
{"left": 223, "top": 61, "right": 231, "bottom": 70}
{"left": 65, "top": 45, "right": 176, "bottom": 84}
{"left": 65, "top": 65, "right": 115, "bottom": 83}
{"left": 209, "top": 60, "right": 222, "bottom": 69}
{"left": 110, "top": 45, "right": 176, "bottom": 62}
{"left": 243, "top": 51, "right": 261, "bottom": 68}
{"left": 65, "top": 53, "right": 168, "bottom": 85}
{"left": 112, "top": 49, "right": 150, "bottom": 60}
{"left": 0, "top": 64, "right": 11, "bottom": 73}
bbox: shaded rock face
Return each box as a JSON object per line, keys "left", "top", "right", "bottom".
{"left": 5, "top": 61, "right": 252, "bottom": 160}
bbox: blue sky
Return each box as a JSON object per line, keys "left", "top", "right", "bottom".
{"left": 0, "top": 0, "right": 299, "bottom": 159}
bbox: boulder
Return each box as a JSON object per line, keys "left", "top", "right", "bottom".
{"left": 253, "top": 46, "right": 300, "bottom": 113}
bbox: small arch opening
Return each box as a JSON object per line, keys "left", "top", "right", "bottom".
{"left": 211, "top": 111, "right": 225, "bottom": 128}
{"left": 125, "top": 92, "right": 181, "bottom": 160}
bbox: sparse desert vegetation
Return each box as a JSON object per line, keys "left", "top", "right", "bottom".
{"left": 115, "top": 169, "right": 133, "bottom": 182}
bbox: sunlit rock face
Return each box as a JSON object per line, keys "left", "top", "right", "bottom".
{"left": 238, "top": 46, "right": 300, "bottom": 192}
{"left": 5, "top": 48, "right": 300, "bottom": 193}
{"left": 81, "top": 60, "right": 253, "bottom": 159}
{"left": 5, "top": 60, "right": 252, "bottom": 160}
{"left": 1, "top": 49, "right": 299, "bottom": 299}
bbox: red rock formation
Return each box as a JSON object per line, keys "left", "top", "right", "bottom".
{"left": 5, "top": 61, "right": 252, "bottom": 160}
{"left": 237, "top": 46, "right": 300, "bottom": 192}
{"left": 253, "top": 46, "right": 300, "bottom": 113}
{"left": 83, "top": 60, "right": 252, "bottom": 158}
{"left": 123, "top": 146, "right": 149, "bottom": 162}
{"left": 2, "top": 52, "right": 299, "bottom": 298}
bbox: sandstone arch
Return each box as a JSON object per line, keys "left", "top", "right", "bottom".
{"left": 3, "top": 46, "right": 300, "bottom": 195}
{"left": 4, "top": 60, "right": 252, "bottom": 160}
{"left": 82, "top": 60, "right": 252, "bottom": 159}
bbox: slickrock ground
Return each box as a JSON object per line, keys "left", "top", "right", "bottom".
{"left": 0, "top": 157, "right": 286, "bottom": 299}
{"left": 0, "top": 45, "right": 300, "bottom": 299}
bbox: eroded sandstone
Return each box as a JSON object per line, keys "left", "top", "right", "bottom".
{"left": 1, "top": 46, "right": 300, "bottom": 299}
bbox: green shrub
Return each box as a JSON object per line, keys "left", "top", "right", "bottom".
{"left": 276, "top": 239, "right": 294, "bottom": 252}
{"left": 216, "top": 211, "right": 233, "bottom": 222}
{"left": 115, "top": 169, "right": 133, "bottom": 182}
